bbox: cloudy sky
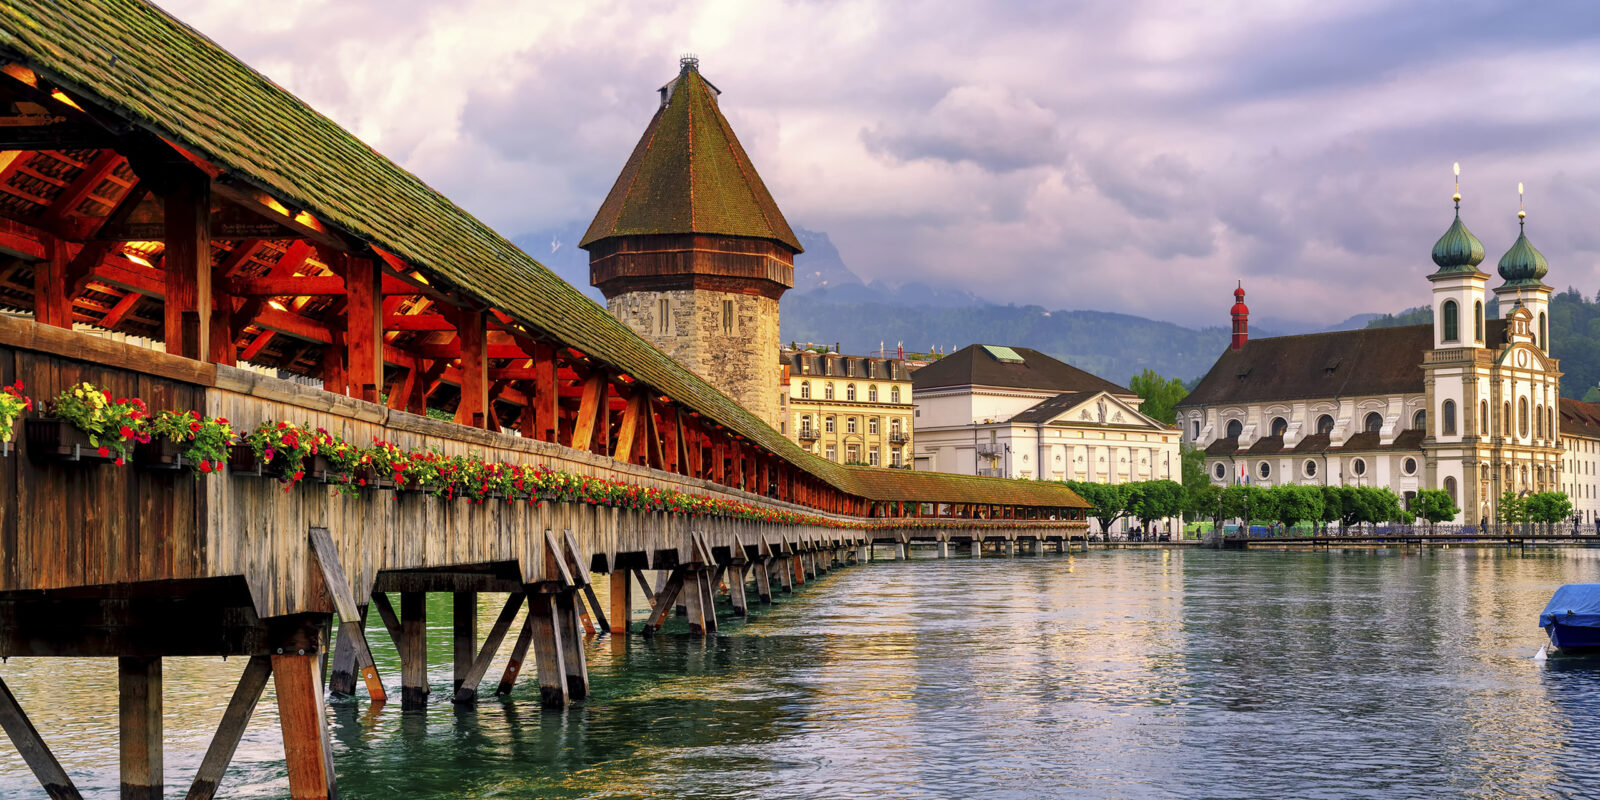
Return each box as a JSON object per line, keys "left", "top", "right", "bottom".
{"left": 163, "top": 0, "right": 1600, "bottom": 327}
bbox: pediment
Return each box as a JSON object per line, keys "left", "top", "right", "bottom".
{"left": 1496, "top": 341, "right": 1555, "bottom": 372}
{"left": 1047, "top": 392, "right": 1164, "bottom": 429}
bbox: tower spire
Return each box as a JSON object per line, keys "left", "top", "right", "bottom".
{"left": 1452, "top": 161, "right": 1461, "bottom": 213}
{"left": 1230, "top": 281, "right": 1249, "bottom": 351}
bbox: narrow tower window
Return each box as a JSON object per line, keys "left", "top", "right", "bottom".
{"left": 1442, "top": 300, "right": 1459, "bottom": 342}
{"left": 658, "top": 298, "right": 670, "bottom": 333}
{"left": 722, "top": 299, "right": 734, "bottom": 335}
{"left": 1480, "top": 400, "right": 1488, "bottom": 435}
{"left": 1442, "top": 400, "right": 1456, "bottom": 436}
{"left": 1540, "top": 312, "right": 1548, "bottom": 351}
{"left": 1475, "top": 301, "right": 1484, "bottom": 342}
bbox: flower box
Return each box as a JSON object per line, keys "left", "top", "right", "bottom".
{"left": 134, "top": 438, "right": 187, "bottom": 471}
{"left": 24, "top": 418, "right": 115, "bottom": 464}
{"left": 229, "top": 443, "right": 264, "bottom": 476}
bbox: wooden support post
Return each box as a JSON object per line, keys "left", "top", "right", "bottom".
{"left": 610, "top": 569, "right": 632, "bottom": 635}
{"left": 161, "top": 164, "right": 211, "bottom": 360}
{"left": 792, "top": 553, "right": 806, "bottom": 586}
{"left": 533, "top": 343, "right": 558, "bottom": 442}
{"left": 564, "top": 530, "right": 610, "bottom": 634}
{"left": 778, "top": 556, "right": 794, "bottom": 593}
{"left": 271, "top": 653, "right": 335, "bottom": 800}
{"left": 308, "top": 527, "right": 386, "bottom": 702}
{"left": 729, "top": 563, "right": 748, "bottom": 617}
{"left": 0, "top": 674, "right": 81, "bottom": 799}
{"left": 400, "top": 591, "right": 428, "bottom": 711}
{"left": 643, "top": 569, "right": 686, "bottom": 633}
{"left": 119, "top": 656, "right": 162, "bottom": 800}
{"left": 753, "top": 559, "right": 772, "bottom": 603}
{"left": 34, "top": 235, "right": 71, "bottom": 328}
{"left": 556, "top": 590, "right": 590, "bottom": 700}
{"left": 496, "top": 616, "right": 535, "bottom": 697}
{"left": 613, "top": 390, "right": 643, "bottom": 463}
{"left": 453, "top": 310, "right": 487, "bottom": 427}
{"left": 453, "top": 592, "right": 526, "bottom": 703}
{"left": 571, "top": 374, "right": 605, "bottom": 452}
{"left": 370, "top": 592, "right": 402, "bottom": 649}
{"left": 530, "top": 592, "right": 569, "bottom": 708}
{"left": 452, "top": 592, "right": 477, "bottom": 694}
{"left": 342, "top": 255, "right": 382, "bottom": 402}
{"left": 684, "top": 569, "right": 708, "bottom": 635}
{"left": 185, "top": 655, "right": 271, "bottom": 800}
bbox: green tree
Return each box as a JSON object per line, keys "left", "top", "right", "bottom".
{"left": 1317, "top": 485, "right": 1344, "bottom": 533}
{"left": 1221, "top": 485, "right": 1264, "bottom": 531}
{"left": 1128, "top": 369, "right": 1188, "bottom": 425}
{"left": 1525, "top": 491, "right": 1574, "bottom": 532}
{"left": 1187, "top": 483, "right": 1225, "bottom": 531}
{"left": 1131, "top": 479, "right": 1186, "bottom": 531}
{"left": 1410, "top": 489, "right": 1459, "bottom": 531}
{"left": 1180, "top": 444, "right": 1207, "bottom": 492}
{"left": 1065, "top": 481, "right": 1134, "bottom": 537}
{"left": 1496, "top": 491, "right": 1528, "bottom": 525}
{"left": 1266, "top": 484, "right": 1324, "bottom": 531}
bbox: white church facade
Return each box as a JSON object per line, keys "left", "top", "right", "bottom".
{"left": 1177, "top": 177, "right": 1590, "bottom": 526}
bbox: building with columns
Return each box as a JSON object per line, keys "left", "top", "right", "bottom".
{"left": 911, "top": 344, "right": 1181, "bottom": 482}
{"left": 1177, "top": 179, "right": 1564, "bottom": 525}
{"left": 778, "top": 348, "right": 915, "bottom": 466}
{"left": 582, "top": 57, "right": 800, "bottom": 428}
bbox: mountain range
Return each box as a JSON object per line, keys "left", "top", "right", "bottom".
{"left": 514, "top": 225, "right": 1391, "bottom": 388}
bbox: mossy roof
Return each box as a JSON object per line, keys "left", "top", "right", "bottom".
{"left": 580, "top": 64, "right": 801, "bottom": 252}
{"left": 0, "top": 0, "right": 1083, "bottom": 511}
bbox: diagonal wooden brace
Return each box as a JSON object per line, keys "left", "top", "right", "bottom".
{"left": 308, "top": 527, "right": 385, "bottom": 703}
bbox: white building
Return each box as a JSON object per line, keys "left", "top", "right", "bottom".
{"left": 911, "top": 344, "right": 1181, "bottom": 483}
{"left": 1559, "top": 399, "right": 1600, "bottom": 525}
{"left": 1176, "top": 185, "right": 1565, "bottom": 526}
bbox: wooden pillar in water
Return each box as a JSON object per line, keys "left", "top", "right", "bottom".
{"left": 556, "top": 590, "right": 590, "bottom": 700}
{"left": 272, "top": 653, "right": 335, "bottom": 800}
{"left": 894, "top": 542, "right": 907, "bottom": 560}
{"left": 400, "top": 592, "right": 428, "bottom": 711}
{"left": 971, "top": 539, "right": 983, "bottom": 558}
{"left": 452, "top": 592, "right": 477, "bottom": 693}
{"left": 753, "top": 558, "right": 773, "bottom": 603}
{"left": 778, "top": 557, "right": 794, "bottom": 592}
{"left": 728, "top": 563, "right": 748, "bottom": 617}
{"left": 119, "top": 657, "right": 162, "bottom": 800}
{"left": 610, "top": 569, "right": 632, "bottom": 635}
{"left": 530, "top": 592, "right": 569, "bottom": 707}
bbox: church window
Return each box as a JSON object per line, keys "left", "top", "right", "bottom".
{"left": 1270, "top": 417, "right": 1287, "bottom": 437}
{"left": 1536, "top": 404, "right": 1544, "bottom": 439}
{"left": 799, "top": 381, "right": 810, "bottom": 399}
{"left": 825, "top": 416, "right": 836, "bottom": 433}
{"left": 1442, "top": 401, "right": 1456, "bottom": 436}
{"left": 1363, "top": 412, "right": 1383, "bottom": 434}
{"left": 1192, "top": 420, "right": 1200, "bottom": 438}
{"left": 1549, "top": 408, "right": 1556, "bottom": 440}
{"left": 868, "top": 417, "right": 879, "bottom": 434}
{"left": 1316, "top": 415, "right": 1334, "bottom": 435}
{"left": 825, "top": 383, "right": 835, "bottom": 400}
{"left": 658, "top": 298, "right": 670, "bottom": 333}
{"left": 1475, "top": 301, "right": 1485, "bottom": 342}
{"left": 1504, "top": 402, "right": 1512, "bottom": 436}
{"left": 1444, "top": 476, "right": 1458, "bottom": 503}
{"left": 1412, "top": 410, "right": 1426, "bottom": 431}
{"left": 1520, "top": 398, "right": 1529, "bottom": 438}
{"left": 1481, "top": 401, "right": 1489, "bottom": 435}
{"left": 1304, "top": 460, "right": 1318, "bottom": 478}
{"left": 1540, "top": 312, "right": 1548, "bottom": 351}
{"left": 722, "top": 299, "right": 735, "bottom": 335}
{"left": 1226, "top": 420, "right": 1243, "bottom": 439}
{"left": 846, "top": 417, "right": 858, "bottom": 433}
{"left": 891, "top": 386, "right": 902, "bottom": 404}
{"left": 1352, "top": 458, "right": 1367, "bottom": 476}
{"left": 1404, "top": 457, "right": 1417, "bottom": 476}
{"left": 1214, "top": 463, "right": 1226, "bottom": 480}
{"left": 1259, "top": 462, "right": 1272, "bottom": 479}
{"left": 1442, "top": 300, "right": 1459, "bottom": 342}
{"left": 846, "top": 383, "right": 857, "bottom": 401}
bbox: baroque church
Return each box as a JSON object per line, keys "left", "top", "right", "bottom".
{"left": 1177, "top": 172, "right": 1575, "bottom": 526}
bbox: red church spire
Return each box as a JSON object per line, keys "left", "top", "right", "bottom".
{"left": 1230, "top": 281, "right": 1249, "bottom": 351}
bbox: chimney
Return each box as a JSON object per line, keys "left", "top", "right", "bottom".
{"left": 1230, "top": 281, "right": 1250, "bottom": 350}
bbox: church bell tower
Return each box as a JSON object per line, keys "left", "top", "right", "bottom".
{"left": 581, "top": 57, "right": 802, "bottom": 428}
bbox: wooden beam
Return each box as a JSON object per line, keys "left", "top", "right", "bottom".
{"left": 609, "top": 567, "right": 632, "bottom": 636}
{"left": 452, "top": 592, "right": 526, "bottom": 703}
{"left": 161, "top": 164, "right": 210, "bottom": 360}
{"left": 496, "top": 616, "right": 535, "bottom": 697}
{"left": 613, "top": 390, "right": 643, "bottom": 463}
{"left": 184, "top": 655, "right": 271, "bottom": 800}
{"left": 571, "top": 373, "right": 605, "bottom": 452}
{"left": 0, "top": 674, "right": 81, "bottom": 799}
{"left": 643, "top": 569, "right": 686, "bottom": 633}
{"left": 33, "top": 235, "right": 70, "bottom": 328}
{"left": 534, "top": 343, "right": 558, "bottom": 442}
{"left": 270, "top": 654, "right": 334, "bottom": 800}
{"left": 400, "top": 592, "right": 427, "bottom": 711}
{"left": 39, "top": 150, "right": 122, "bottom": 230}
{"left": 342, "top": 255, "right": 382, "bottom": 402}
{"left": 564, "top": 530, "right": 609, "bottom": 634}
{"left": 529, "top": 593, "right": 569, "bottom": 708}
{"left": 307, "top": 527, "right": 386, "bottom": 703}
{"left": 119, "top": 656, "right": 163, "bottom": 800}
{"left": 451, "top": 309, "right": 488, "bottom": 428}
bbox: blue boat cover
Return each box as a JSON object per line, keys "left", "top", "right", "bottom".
{"left": 1539, "top": 584, "right": 1600, "bottom": 629}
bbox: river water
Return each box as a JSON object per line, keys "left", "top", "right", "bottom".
{"left": 4, "top": 546, "right": 1600, "bottom": 799}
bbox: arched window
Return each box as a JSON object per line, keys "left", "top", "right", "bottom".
{"left": 1519, "top": 398, "right": 1529, "bottom": 437}
{"left": 1504, "top": 401, "right": 1512, "bottom": 436}
{"left": 845, "top": 383, "right": 856, "bottom": 401}
{"left": 1536, "top": 404, "right": 1544, "bottom": 439}
{"left": 824, "top": 383, "right": 835, "bottom": 400}
{"left": 1442, "top": 300, "right": 1459, "bottom": 342}
{"left": 799, "top": 381, "right": 810, "bottom": 399}
{"left": 1226, "top": 419, "right": 1243, "bottom": 439}
{"left": 1481, "top": 400, "right": 1489, "bottom": 435}
{"left": 1364, "top": 412, "right": 1383, "bottom": 434}
{"left": 1316, "top": 414, "right": 1335, "bottom": 435}
{"left": 1540, "top": 312, "right": 1548, "bottom": 350}
{"left": 1412, "top": 410, "right": 1426, "bottom": 430}
{"left": 890, "top": 386, "right": 901, "bottom": 404}
{"left": 1475, "top": 301, "right": 1485, "bottom": 342}
{"left": 1191, "top": 420, "right": 1200, "bottom": 438}
{"left": 1444, "top": 476, "right": 1458, "bottom": 503}
{"left": 1271, "top": 417, "right": 1287, "bottom": 437}
{"left": 1442, "top": 400, "right": 1456, "bottom": 436}
{"left": 867, "top": 384, "right": 878, "bottom": 402}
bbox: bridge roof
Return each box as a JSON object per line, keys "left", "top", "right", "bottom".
{"left": 0, "top": 0, "right": 1085, "bottom": 511}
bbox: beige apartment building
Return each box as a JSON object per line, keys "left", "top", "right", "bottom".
{"left": 779, "top": 349, "right": 915, "bottom": 467}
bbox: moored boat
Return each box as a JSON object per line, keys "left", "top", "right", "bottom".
{"left": 1539, "top": 584, "right": 1600, "bottom": 653}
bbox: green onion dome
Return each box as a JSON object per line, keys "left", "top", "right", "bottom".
{"left": 1431, "top": 211, "right": 1486, "bottom": 272}
{"left": 1497, "top": 225, "right": 1549, "bottom": 286}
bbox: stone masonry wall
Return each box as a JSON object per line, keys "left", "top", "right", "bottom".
{"left": 608, "top": 289, "right": 780, "bottom": 428}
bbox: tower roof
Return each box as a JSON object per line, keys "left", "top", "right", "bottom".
{"left": 1430, "top": 212, "right": 1486, "bottom": 273}
{"left": 581, "top": 58, "right": 802, "bottom": 252}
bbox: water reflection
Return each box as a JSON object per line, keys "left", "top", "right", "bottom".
{"left": 3, "top": 549, "right": 1600, "bottom": 797}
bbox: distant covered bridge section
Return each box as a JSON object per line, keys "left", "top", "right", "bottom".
{"left": 0, "top": 1, "right": 1088, "bottom": 798}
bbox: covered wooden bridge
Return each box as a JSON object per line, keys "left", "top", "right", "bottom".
{"left": 0, "top": 1, "right": 1089, "bottom": 798}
